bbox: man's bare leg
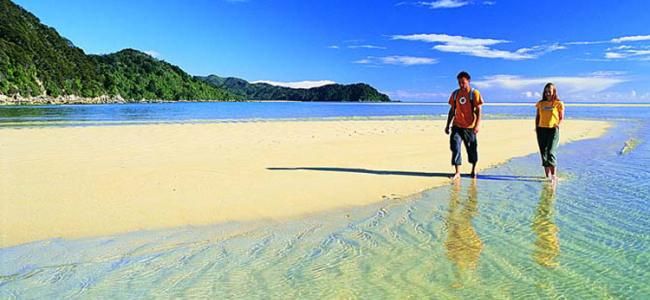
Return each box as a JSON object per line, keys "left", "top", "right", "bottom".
{"left": 544, "top": 166, "right": 551, "bottom": 179}
{"left": 451, "top": 165, "right": 461, "bottom": 181}
{"left": 549, "top": 166, "right": 557, "bottom": 181}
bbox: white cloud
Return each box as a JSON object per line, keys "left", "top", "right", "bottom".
{"left": 567, "top": 36, "right": 643, "bottom": 45}
{"left": 354, "top": 55, "right": 438, "bottom": 66}
{"left": 589, "top": 70, "right": 627, "bottom": 76}
{"left": 433, "top": 44, "right": 534, "bottom": 59}
{"left": 621, "top": 49, "right": 650, "bottom": 56}
{"left": 329, "top": 41, "right": 387, "bottom": 50}
{"left": 577, "top": 34, "right": 650, "bottom": 60}
{"left": 522, "top": 91, "right": 541, "bottom": 98}
{"left": 402, "top": 0, "right": 495, "bottom": 9}
{"left": 607, "top": 45, "right": 633, "bottom": 51}
{"left": 251, "top": 80, "right": 336, "bottom": 89}
{"left": 472, "top": 73, "right": 638, "bottom": 101}
{"left": 605, "top": 47, "right": 650, "bottom": 60}
{"left": 582, "top": 90, "right": 650, "bottom": 102}
{"left": 474, "top": 74, "right": 626, "bottom": 94}
{"left": 416, "top": 0, "right": 469, "bottom": 9}
{"left": 611, "top": 35, "right": 650, "bottom": 43}
{"left": 516, "top": 44, "right": 567, "bottom": 54}
{"left": 566, "top": 34, "right": 650, "bottom": 46}
{"left": 392, "top": 33, "right": 505, "bottom": 46}
{"left": 605, "top": 52, "right": 625, "bottom": 59}
{"left": 348, "top": 45, "right": 387, "bottom": 49}
{"left": 391, "top": 33, "right": 564, "bottom": 60}
{"left": 564, "top": 40, "right": 607, "bottom": 45}
{"left": 143, "top": 50, "right": 160, "bottom": 58}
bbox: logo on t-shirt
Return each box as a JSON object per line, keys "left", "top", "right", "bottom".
{"left": 459, "top": 96, "right": 467, "bottom": 105}
{"left": 543, "top": 105, "right": 554, "bottom": 111}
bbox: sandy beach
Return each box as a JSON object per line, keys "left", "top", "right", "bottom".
{"left": 0, "top": 119, "right": 609, "bottom": 247}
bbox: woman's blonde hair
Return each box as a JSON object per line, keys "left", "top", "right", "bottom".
{"left": 542, "top": 83, "right": 558, "bottom": 101}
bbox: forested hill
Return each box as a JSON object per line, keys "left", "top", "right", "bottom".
{"left": 0, "top": 0, "right": 239, "bottom": 103}
{"left": 0, "top": 0, "right": 390, "bottom": 104}
{"left": 197, "top": 75, "right": 391, "bottom": 102}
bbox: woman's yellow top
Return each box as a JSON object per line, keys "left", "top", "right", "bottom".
{"left": 536, "top": 100, "right": 564, "bottom": 128}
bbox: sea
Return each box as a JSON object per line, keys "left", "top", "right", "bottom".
{"left": 1, "top": 102, "right": 648, "bottom": 299}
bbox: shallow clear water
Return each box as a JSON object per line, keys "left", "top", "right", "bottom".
{"left": 1, "top": 104, "right": 649, "bottom": 298}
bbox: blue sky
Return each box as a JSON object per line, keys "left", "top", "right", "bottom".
{"left": 13, "top": 0, "right": 650, "bottom": 102}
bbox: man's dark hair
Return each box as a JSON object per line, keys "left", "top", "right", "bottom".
{"left": 456, "top": 71, "right": 471, "bottom": 80}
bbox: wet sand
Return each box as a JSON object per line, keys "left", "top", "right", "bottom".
{"left": 0, "top": 119, "right": 609, "bottom": 247}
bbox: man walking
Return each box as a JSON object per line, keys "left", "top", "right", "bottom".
{"left": 445, "top": 71, "right": 484, "bottom": 180}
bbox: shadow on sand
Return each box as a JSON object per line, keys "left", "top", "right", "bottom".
{"left": 267, "top": 167, "right": 546, "bottom": 182}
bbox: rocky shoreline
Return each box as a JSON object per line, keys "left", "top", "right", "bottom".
{"left": 0, "top": 94, "right": 242, "bottom": 105}
{"left": 0, "top": 94, "right": 128, "bottom": 105}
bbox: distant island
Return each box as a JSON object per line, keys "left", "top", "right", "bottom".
{"left": 0, "top": 0, "right": 390, "bottom": 104}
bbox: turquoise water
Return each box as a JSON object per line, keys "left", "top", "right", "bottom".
{"left": 1, "top": 104, "right": 649, "bottom": 298}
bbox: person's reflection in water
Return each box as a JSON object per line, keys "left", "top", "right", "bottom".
{"left": 445, "top": 179, "right": 483, "bottom": 288}
{"left": 532, "top": 181, "right": 560, "bottom": 268}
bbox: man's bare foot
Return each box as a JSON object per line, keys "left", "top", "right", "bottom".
{"left": 470, "top": 172, "right": 478, "bottom": 179}
{"left": 450, "top": 173, "right": 461, "bottom": 181}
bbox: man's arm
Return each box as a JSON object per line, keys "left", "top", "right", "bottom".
{"left": 556, "top": 107, "right": 564, "bottom": 128}
{"left": 473, "top": 105, "right": 482, "bottom": 134}
{"left": 445, "top": 106, "right": 454, "bottom": 135}
{"left": 535, "top": 111, "right": 540, "bottom": 130}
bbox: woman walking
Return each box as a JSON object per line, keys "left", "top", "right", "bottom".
{"left": 535, "top": 83, "right": 564, "bottom": 181}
